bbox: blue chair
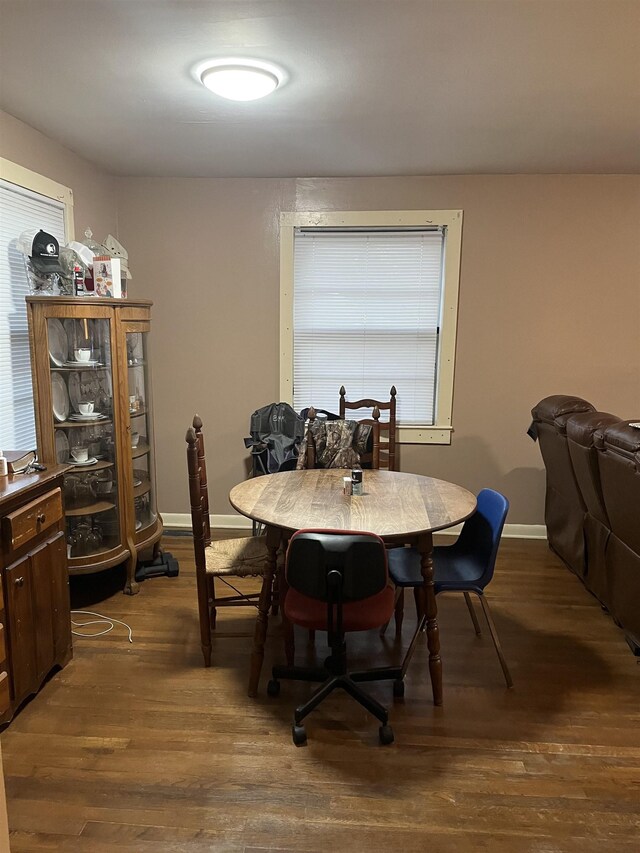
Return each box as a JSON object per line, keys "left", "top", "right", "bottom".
{"left": 386, "top": 489, "right": 513, "bottom": 688}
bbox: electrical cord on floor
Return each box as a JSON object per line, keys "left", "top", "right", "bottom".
{"left": 71, "top": 610, "right": 133, "bottom": 643}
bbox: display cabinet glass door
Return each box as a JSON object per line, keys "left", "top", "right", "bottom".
{"left": 47, "top": 316, "right": 121, "bottom": 560}
{"left": 126, "top": 326, "right": 158, "bottom": 538}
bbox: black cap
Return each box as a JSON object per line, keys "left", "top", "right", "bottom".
{"left": 28, "top": 230, "right": 65, "bottom": 274}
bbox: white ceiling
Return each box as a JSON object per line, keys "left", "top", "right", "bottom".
{"left": 1, "top": 0, "right": 638, "bottom": 178}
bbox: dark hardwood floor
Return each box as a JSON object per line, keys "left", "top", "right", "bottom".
{"left": 2, "top": 534, "right": 639, "bottom": 852}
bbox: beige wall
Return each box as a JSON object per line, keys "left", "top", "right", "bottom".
{"left": 2, "top": 111, "right": 638, "bottom": 525}
{"left": 0, "top": 110, "right": 118, "bottom": 239}
{"left": 117, "top": 174, "right": 640, "bottom": 525}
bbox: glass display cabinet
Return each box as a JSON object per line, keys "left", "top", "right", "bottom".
{"left": 26, "top": 296, "right": 163, "bottom": 594}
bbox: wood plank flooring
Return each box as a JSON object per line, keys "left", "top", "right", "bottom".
{"left": 1, "top": 534, "right": 639, "bottom": 852}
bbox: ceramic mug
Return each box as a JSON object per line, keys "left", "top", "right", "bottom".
{"left": 74, "top": 348, "right": 91, "bottom": 362}
{"left": 131, "top": 432, "right": 140, "bottom": 448}
{"left": 79, "top": 401, "right": 95, "bottom": 415}
{"left": 71, "top": 445, "right": 89, "bottom": 462}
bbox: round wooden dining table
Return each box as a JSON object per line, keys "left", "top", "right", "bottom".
{"left": 229, "top": 468, "right": 476, "bottom": 702}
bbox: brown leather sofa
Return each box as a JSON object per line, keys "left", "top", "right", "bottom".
{"left": 531, "top": 396, "right": 639, "bottom": 649}
{"left": 567, "top": 411, "right": 621, "bottom": 606}
{"left": 529, "top": 395, "right": 596, "bottom": 576}
{"left": 595, "top": 421, "right": 640, "bottom": 644}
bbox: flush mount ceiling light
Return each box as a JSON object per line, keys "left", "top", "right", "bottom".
{"left": 196, "top": 58, "right": 284, "bottom": 101}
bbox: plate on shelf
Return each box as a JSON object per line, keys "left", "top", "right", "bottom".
{"left": 51, "top": 373, "right": 70, "bottom": 422}
{"left": 63, "top": 360, "right": 102, "bottom": 368}
{"left": 69, "top": 412, "right": 108, "bottom": 421}
{"left": 48, "top": 319, "right": 68, "bottom": 366}
{"left": 55, "top": 430, "right": 70, "bottom": 463}
{"left": 66, "top": 457, "right": 98, "bottom": 467}
{"left": 135, "top": 520, "right": 143, "bottom": 531}
{"left": 133, "top": 468, "right": 148, "bottom": 487}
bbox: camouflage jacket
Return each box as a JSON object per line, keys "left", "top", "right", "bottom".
{"left": 296, "top": 418, "right": 371, "bottom": 470}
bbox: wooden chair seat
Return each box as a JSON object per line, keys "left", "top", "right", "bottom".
{"left": 205, "top": 535, "right": 268, "bottom": 577}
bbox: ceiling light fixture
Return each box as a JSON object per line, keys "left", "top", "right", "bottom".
{"left": 196, "top": 58, "right": 284, "bottom": 101}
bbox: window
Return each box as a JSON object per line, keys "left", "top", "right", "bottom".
{"left": 280, "top": 210, "right": 463, "bottom": 444}
{"left": 0, "top": 159, "right": 73, "bottom": 450}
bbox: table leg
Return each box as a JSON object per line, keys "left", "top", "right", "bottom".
{"left": 248, "top": 525, "right": 280, "bottom": 697}
{"left": 419, "top": 532, "right": 442, "bottom": 706}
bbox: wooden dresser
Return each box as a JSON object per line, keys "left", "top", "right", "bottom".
{"left": 0, "top": 465, "right": 72, "bottom": 726}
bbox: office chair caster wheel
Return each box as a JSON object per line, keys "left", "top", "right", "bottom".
{"left": 393, "top": 679, "right": 405, "bottom": 698}
{"left": 267, "top": 679, "right": 280, "bottom": 697}
{"left": 292, "top": 724, "right": 307, "bottom": 746}
{"left": 379, "top": 724, "right": 394, "bottom": 745}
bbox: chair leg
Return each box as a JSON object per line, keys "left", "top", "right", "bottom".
{"left": 207, "top": 575, "right": 217, "bottom": 631}
{"left": 197, "top": 572, "right": 213, "bottom": 667}
{"left": 413, "top": 584, "right": 427, "bottom": 617}
{"left": 478, "top": 594, "right": 513, "bottom": 688}
{"left": 399, "top": 614, "right": 426, "bottom": 679}
{"left": 394, "top": 588, "right": 405, "bottom": 638}
{"left": 271, "top": 570, "right": 280, "bottom": 616}
{"left": 380, "top": 586, "right": 403, "bottom": 637}
{"left": 464, "top": 591, "right": 482, "bottom": 636}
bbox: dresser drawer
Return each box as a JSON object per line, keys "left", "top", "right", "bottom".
{"left": 2, "top": 488, "right": 63, "bottom": 551}
{"left": 0, "top": 671, "right": 9, "bottom": 714}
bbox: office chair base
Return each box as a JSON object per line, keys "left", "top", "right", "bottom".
{"left": 379, "top": 724, "right": 395, "bottom": 745}
{"left": 292, "top": 724, "right": 307, "bottom": 746}
{"left": 291, "top": 722, "right": 394, "bottom": 748}
{"left": 270, "top": 664, "right": 397, "bottom": 744}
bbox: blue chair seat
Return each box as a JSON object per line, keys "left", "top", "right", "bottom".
{"left": 388, "top": 546, "right": 486, "bottom": 595}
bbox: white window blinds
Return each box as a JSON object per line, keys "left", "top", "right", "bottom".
{"left": 293, "top": 229, "right": 444, "bottom": 424}
{"left": 0, "top": 179, "right": 66, "bottom": 450}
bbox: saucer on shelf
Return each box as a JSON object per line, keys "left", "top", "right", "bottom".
{"left": 69, "top": 412, "right": 108, "bottom": 421}
{"left": 66, "top": 457, "right": 98, "bottom": 467}
{"left": 63, "top": 360, "right": 102, "bottom": 367}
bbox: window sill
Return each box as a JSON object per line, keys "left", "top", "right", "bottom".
{"left": 397, "top": 425, "right": 453, "bottom": 445}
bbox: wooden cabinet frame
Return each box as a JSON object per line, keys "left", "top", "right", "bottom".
{"left": 26, "top": 297, "right": 163, "bottom": 595}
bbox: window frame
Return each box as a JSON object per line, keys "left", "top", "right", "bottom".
{"left": 0, "top": 158, "right": 74, "bottom": 237}
{"left": 279, "top": 209, "right": 463, "bottom": 444}
{"left": 0, "top": 158, "right": 74, "bottom": 450}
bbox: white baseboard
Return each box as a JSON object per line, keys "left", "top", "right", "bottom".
{"left": 161, "top": 513, "right": 547, "bottom": 540}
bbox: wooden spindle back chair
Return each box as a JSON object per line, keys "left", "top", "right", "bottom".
{"left": 186, "top": 415, "right": 268, "bottom": 667}
{"left": 339, "top": 385, "right": 397, "bottom": 470}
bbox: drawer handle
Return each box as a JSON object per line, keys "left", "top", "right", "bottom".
{"left": 14, "top": 577, "right": 25, "bottom": 588}
{"left": 37, "top": 513, "right": 46, "bottom": 525}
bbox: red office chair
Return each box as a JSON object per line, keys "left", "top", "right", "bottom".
{"left": 268, "top": 529, "right": 400, "bottom": 745}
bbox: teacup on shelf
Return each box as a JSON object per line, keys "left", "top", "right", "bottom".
{"left": 74, "top": 348, "right": 92, "bottom": 362}
{"left": 79, "top": 401, "right": 95, "bottom": 415}
{"left": 71, "top": 446, "right": 89, "bottom": 462}
{"left": 131, "top": 432, "right": 140, "bottom": 448}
